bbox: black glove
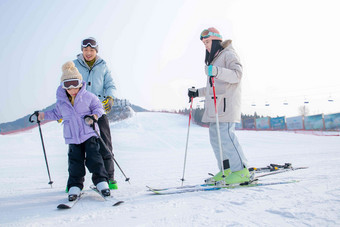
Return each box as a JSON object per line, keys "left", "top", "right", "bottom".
{"left": 102, "top": 96, "right": 114, "bottom": 113}
{"left": 188, "top": 87, "right": 198, "bottom": 103}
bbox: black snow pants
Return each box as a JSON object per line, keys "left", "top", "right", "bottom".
{"left": 67, "top": 136, "right": 109, "bottom": 190}
{"left": 97, "top": 114, "right": 115, "bottom": 181}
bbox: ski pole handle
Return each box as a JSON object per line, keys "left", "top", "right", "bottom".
{"left": 84, "top": 115, "right": 98, "bottom": 122}
{"left": 29, "top": 111, "right": 40, "bottom": 123}
{"left": 188, "top": 86, "right": 197, "bottom": 103}
{"left": 84, "top": 115, "right": 98, "bottom": 130}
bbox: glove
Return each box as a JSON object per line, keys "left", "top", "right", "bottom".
{"left": 188, "top": 87, "right": 198, "bottom": 103}
{"left": 37, "top": 112, "right": 45, "bottom": 121}
{"left": 102, "top": 96, "right": 114, "bottom": 113}
{"left": 205, "top": 65, "right": 218, "bottom": 77}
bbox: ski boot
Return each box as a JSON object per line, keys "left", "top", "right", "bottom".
{"left": 205, "top": 159, "right": 231, "bottom": 184}
{"left": 68, "top": 186, "right": 81, "bottom": 201}
{"left": 109, "top": 179, "right": 118, "bottom": 190}
{"left": 96, "top": 181, "right": 111, "bottom": 197}
{"left": 205, "top": 169, "right": 231, "bottom": 184}
{"left": 219, "top": 167, "right": 251, "bottom": 185}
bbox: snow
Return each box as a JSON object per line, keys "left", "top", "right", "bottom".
{"left": 0, "top": 112, "right": 339, "bottom": 226}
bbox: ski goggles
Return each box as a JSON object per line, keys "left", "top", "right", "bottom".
{"left": 81, "top": 38, "right": 98, "bottom": 48}
{"left": 62, "top": 79, "right": 82, "bottom": 89}
{"left": 200, "top": 29, "right": 222, "bottom": 40}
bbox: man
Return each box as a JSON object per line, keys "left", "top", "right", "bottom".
{"left": 73, "top": 37, "right": 117, "bottom": 189}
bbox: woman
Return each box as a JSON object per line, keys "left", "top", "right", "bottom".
{"left": 188, "top": 27, "right": 249, "bottom": 185}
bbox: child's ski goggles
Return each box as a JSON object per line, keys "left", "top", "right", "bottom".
{"left": 200, "top": 29, "right": 222, "bottom": 40}
{"left": 81, "top": 38, "right": 98, "bottom": 48}
{"left": 62, "top": 79, "right": 82, "bottom": 89}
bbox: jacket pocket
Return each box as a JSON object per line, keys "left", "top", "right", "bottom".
{"left": 207, "top": 95, "right": 227, "bottom": 118}
{"left": 63, "top": 120, "right": 73, "bottom": 139}
{"left": 83, "top": 122, "right": 95, "bottom": 135}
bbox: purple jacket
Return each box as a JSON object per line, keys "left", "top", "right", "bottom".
{"left": 44, "top": 81, "right": 104, "bottom": 144}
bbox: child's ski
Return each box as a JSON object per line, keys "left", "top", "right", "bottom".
{"left": 90, "top": 185, "right": 124, "bottom": 206}
{"left": 57, "top": 192, "right": 84, "bottom": 209}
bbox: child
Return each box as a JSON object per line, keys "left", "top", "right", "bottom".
{"left": 38, "top": 61, "right": 110, "bottom": 201}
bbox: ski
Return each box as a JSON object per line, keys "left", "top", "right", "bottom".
{"left": 147, "top": 178, "right": 257, "bottom": 193}
{"left": 147, "top": 163, "right": 308, "bottom": 194}
{"left": 147, "top": 179, "right": 299, "bottom": 195}
{"left": 57, "top": 192, "right": 84, "bottom": 209}
{"left": 90, "top": 185, "right": 124, "bottom": 206}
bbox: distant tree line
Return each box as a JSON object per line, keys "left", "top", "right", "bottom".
{"left": 178, "top": 107, "right": 267, "bottom": 126}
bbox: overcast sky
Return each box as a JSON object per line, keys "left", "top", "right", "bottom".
{"left": 1, "top": 0, "right": 339, "bottom": 123}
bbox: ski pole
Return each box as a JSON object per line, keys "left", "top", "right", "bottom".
{"left": 84, "top": 115, "right": 130, "bottom": 184}
{"left": 210, "top": 76, "right": 226, "bottom": 179}
{"left": 29, "top": 111, "right": 54, "bottom": 188}
{"left": 180, "top": 91, "right": 194, "bottom": 186}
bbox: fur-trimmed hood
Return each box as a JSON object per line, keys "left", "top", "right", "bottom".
{"left": 221, "top": 40, "right": 232, "bottom": 49}
{"left": 211, "top": 40, "right": 234, "bottom": 61}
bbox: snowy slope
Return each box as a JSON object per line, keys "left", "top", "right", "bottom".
{"left": 0, "top": 112, "right": 339, "bottom": 226}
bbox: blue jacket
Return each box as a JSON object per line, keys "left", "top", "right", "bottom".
{"left": 73, "top": 54, "right": 116, "bottom": 102}
{"left": 44, "top": 82, "right": 104, "bottom": 144}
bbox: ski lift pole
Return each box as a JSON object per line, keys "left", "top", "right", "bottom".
{"left": 29, "top": 111, "right": 54, "bottom": 188}
{"left": 211, "top": 76, "right": 225, "bottom": 178}
{"left": 84, "top": 115, "right": 130, "bottom": 184}
{"left": 180, "top": 94, "right": 194, "bottom": 186}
